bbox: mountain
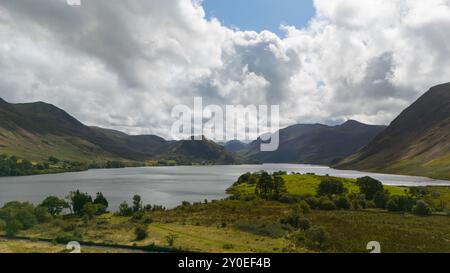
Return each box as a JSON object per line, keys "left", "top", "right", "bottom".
{"left": 337, "top": 83, "right": 450, "bottom": 180}
{"left": 165, "top": 136, "right": 241, "bottom": 164}
{"left": 0, "top": 99, "right": 239, "bottom": 164}
{"left": 224, "top": 140, "right": 249, "bottom": 153}
{"left": 241, "top": 120, "right": 386, "bottom": 165}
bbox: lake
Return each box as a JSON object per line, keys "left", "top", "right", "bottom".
{"left": 0, "top": 164, "right": 449, "bottom": 210}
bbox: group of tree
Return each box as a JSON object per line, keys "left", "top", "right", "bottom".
{"left": 0, "top": 154, "right": 94, "bottom": 177}
{"left": 233, "top": 171, "right": 288, "bottom": 201}
{"left": 117, "top": 195, "right": 165, "bottom": 218}
{"left": 0, "top": 154, "right": 42, "bottom": 176}
{"left": 0, "top": 201, "right": 53, "bottom": 236}
{"left": 66, "top": 190, "right": 109, "bottom": 219}
{"left": 308, "top": 176, "right": 433, "bottom": 216}
{"left": 254, "top": 172, "right": 287, "bottom": 201}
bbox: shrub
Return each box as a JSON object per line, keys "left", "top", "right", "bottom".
{"left": 0, "top": 219, "right": 6, "bottom": 231}
{"left": 305, "top": 226, "right": 330, "bottom": 250}
{"left": 281, "top": 209, "right": 311, "bottom": 230}
{"left": 118, "top": 202, "right": 133, "bottom": 216}
{"left": 356, "top": 177, "right": 384, "bottom": 200}
{"left": 397, "top": 196, "right": 415, "bottom": 212}
{"left": 297, "top": 218, "right": 312, "bottom": 230}
{"left": 373, "top": 191, "right": 390, "bottom": 209}
{"left": 51, "top": 219, "right": 64, "bottom": 228}
{"left": 142, "top": 216, "right": 154, "bottom": 224}
{"left": 305, "top": 197, "right": 319, "bottom": 209}
{"left": 181, "top": 201, "right": 191, "bottom": 206}
{"left": 387, "top": 196, "right": 415, "bottom": 212}
{"left": 48, "top": 156, "right": 60, "bottom": 164}
{"left": 62, "top": 223, "right": 77, "bottom": 232}
{"left": 54, "top": 233, "right": 80, "bottom": 244}
{"left": 334, "top": 196, "right": 351, "bottom": 210}
{"left": 412, "top": 200, "right": 432, "bottom": 216}
{"left": 131, "top": 211, "right": 145, "bottom": 221}
{"left": 289, "top": 230, "right": 306, "bottom": 248}
{"left": 318, "top": 197, "right": 337, "bottom": 210}
{"left": 34, "top": 206, "right": 53, "bottom": 223}
{"left": 235, "top": 221, "right": 286, "bottom": 238}
{"left": 386, "top": 199, "right": 399, "bottom": 212}
{"left": 15, "top": 209, "right": 38, "bottom": 229}
{"left": 166, "top": 234, "right": 178, "bottom": 247}
{"left": 298, "top": 200, "right": 311, "bottom": 214}
{"left": 223, "top": 243, "right": 234, "bottom": 250}
{"left": 317, "top": 178, "right": 347, "bottom": 196}
{"left": 351, "top": 195, "right": 369, "bottom": 210}
{"left": 409, "top": 187, "right": 430, "bottom": 198}
{"left": 279, "top": 195, "right": 297, "bottom": 204}
{"left": 135, "top": 225, "right": 148, "bottom": 241}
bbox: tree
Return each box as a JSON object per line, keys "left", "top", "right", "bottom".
{"left": 81, "top": 203, "right": 96, "bottom": 219}
{"left": 118, "top": 202, "right": 132, "bottom": 216}
{"left": 254, "top": 172, "right": 287, "bottom": 200}
{"left": 255, "top": 172, "right": 273, "bottom": 200}
{"left": 317, "top": 178, "right": 347, "bottom": 196}
{"left": 34, "top": 206, "right": 53, "bottom": 223}
{"left": 94, "top": 192, "right": 109, "bottom": 210}
{"left": 166, "top": 234, "right": 178, "bottom": 247}
{"left": 272, "top": 176, "right": 287, "bottom": 200}
{"left": 412, "top": 200, "right": 432, "bottom": 216}
{"left": 281, "top": 207, "right": 311, "bottom": 230}
{"left": 6, "top": 219, "right": 23, "bottom": 237}
{"left": 68, "top": 190, "right": 92, "bottom": 215}
{"left": 40, "top": 196, "right": 69, "bottom": 216}
{"left": 132, "top": 195, "right": 143, "bottom": 212}
{"left": 356, "top": 177, "right": 384, "bottom": 200}
{"left": 0, "top": 219, "right": 6, "bottom": 231}
{"left": 15, "top": 209, "right": 38, "bottom": 229}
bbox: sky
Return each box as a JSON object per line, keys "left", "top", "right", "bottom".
{"left": 1, "top": 0, "right": 450, "bottom": 139}
{"left": 202, "top": 0, "right": 315, "bottom": 36}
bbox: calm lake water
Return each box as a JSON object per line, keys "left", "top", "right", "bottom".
{"left": 0, "top": 164, "right": 449, "bottom": 210}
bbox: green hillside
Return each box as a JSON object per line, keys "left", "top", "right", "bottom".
{"left": 0, "top": 98, "right": 240, "bottom": 165}
{"left": 337, "top": 83, "right": 450, "bottom": 180}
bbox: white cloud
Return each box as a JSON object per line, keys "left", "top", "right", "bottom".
{"left": 0, "top": 0, "right": 449, "bottom": 138}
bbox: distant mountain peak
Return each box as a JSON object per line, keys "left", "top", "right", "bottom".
{"left": 243, "top": 119, "right": 386, "bottom": 165}
{"left": 342, "top": 120, "right": 362, "bottom": 125}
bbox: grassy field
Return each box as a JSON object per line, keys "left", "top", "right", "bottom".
{"left": 0, "top": 238, "right": 139, "bottom": 253}
{"left": 384, "top": 154, "right": 450, "bottom": 181}
{"left": 0, "top": 128, "right": 119, "bottom": 162}
{"left": 1, "top": 174, "right": 450, "bottom": 253}
{"left": 6, "top": 201, "right": 450, "bottom": 253}
{"left": 229, "top": 174, "right": 407, "bottom": 198}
